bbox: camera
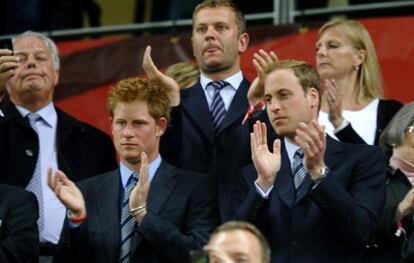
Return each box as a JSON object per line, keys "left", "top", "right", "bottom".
{"left": 0, "top": 38, "right": 13, "bottom": 53}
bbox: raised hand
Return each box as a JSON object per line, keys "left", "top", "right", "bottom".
{"left": 129, "top": 152, "right": 150, "bottom": 223}
{"left": 294, "top": 120, "right": 326, "bottom": 179}
{"left": 396, "top": 188, "right": 414, "bottom": 221}
{"left": 247, "top": 49, "right": 278, "bottom": 106}
{"left": 0, "top": 49, "right": 19, "bottom": 94}
{"left": 324, "top": 79, "right": 344, "bottom": 128}
{"left": 251, "top": 121, "right": 281, "bottom": 192}
{"left": 142, "top": 45, "right": 180, "bottom": 106}
{"left": 47, "top": 167, "right": 86, "bottom": 218}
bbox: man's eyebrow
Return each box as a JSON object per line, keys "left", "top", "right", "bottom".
{"left": 14, "top": 47, "right": 47, "bottom": 54}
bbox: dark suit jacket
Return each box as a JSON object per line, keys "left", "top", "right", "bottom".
{"left": 0, "top": 100, "right": 117, "bottom": 187}
{"left": 0, "top": 184, "right": 39, "bottom": 263}
{"left": 54, "top": 161, "right": 219, "bottom": 263}
{"left": 365, "top": 169, "right": 412, "bottom": 263}
{"left": 160, "top": 78, "right": 269, "bottom": 221}
{"left": 237, "top": 136, "right": 387, "bottom": 263}
{"left": 336, "top": 99, "right": 402, "bottom": 145}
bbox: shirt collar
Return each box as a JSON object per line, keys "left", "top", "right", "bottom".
{"left": 15, "top": 102, "right": 57, "bottom": 128}
{"left": 284, "top": 137, "right": 301, "bottom": 164}
{"left": 119, "top": 154, "right": 162, "bottom": 188}
{"left": 200, "top": 71, "right": 243, "bottom": 91}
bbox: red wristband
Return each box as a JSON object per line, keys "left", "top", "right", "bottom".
{"left": 68, "top": 210, "right": 87, "bottom": 223}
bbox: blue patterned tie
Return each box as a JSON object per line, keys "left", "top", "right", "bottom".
{"left": 119, "top": 173, "right": 138, "bottom": 263}
{"left": 26, "top": 113, "right": 44, "bottom": 231}
{"left": 209, "top": 80, "right": 228, "bottom": 131}
{"left": 292, "top": 148, "right": 307, "bottom": 189}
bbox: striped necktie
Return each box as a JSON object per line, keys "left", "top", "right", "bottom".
{"left": 119, "top": 173, "right": 138, "bottom": 263}
{"left": 292, "top": 148, "right": 307, "bottom": 190}
{"left": 26, "top": 113, "right": 45, "bottom": 231}
{"left": 209, "top": 80, "right": 228, "bottom": 132}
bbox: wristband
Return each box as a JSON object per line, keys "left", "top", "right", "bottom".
{"left": 129, "top": 204, "right": 147, "bottom": 214}
{"left": 67, "top": 210, "right": 87, "bottom": 223}
{"left": 132, "top": 208, "right": 147, "bottom": 217}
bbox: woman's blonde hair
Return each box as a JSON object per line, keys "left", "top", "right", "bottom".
{"left": 318, "top": 18, "right": 383, "bottom": 104}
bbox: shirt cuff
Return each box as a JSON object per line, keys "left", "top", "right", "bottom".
{"left": 254, "top": 182, "right": 274, "bottom": 199}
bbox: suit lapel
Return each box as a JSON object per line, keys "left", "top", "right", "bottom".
{"left": 275, "top": 142, "right": 296, "bottom": 209}
{"left": 147, "top": 161, "right": 177, "bottom": 213}
{"left": 95, "top": 170, "right": 121, "bottom": 259}
{"left": 133, "top": 161, "right": 177, "bottom": 250}
{"left": 323, "top": 135, "right": 343, "bottom": 171}
{"left": 181, "top": 83, "right": 215, "bottom": 143}
{"left": 216, "top": 78, "right": 249, "bottom": 135}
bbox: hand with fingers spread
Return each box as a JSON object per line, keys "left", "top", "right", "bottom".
{"left": 247, "top": 49, "right": 278, "bottom": 106}
{"left": 324, "top": 79, "right": 344, "bottom": 128}
{"left": 129, "top": 152, "right": 150, "bottom": 223}
{"left": 294, "top": 120, "right": 327, "bottom": 180}
{"left": 142, "top": 45, "right": 180, "bottom": 106}
{"left": 396, "top": 189, "right": 414, "bottom": 221}
{"left": 0, "top": 49, "right": 19, "bottom": 95}
{"left": 251, "top": 121, "right": 281, "bottom": 192}
{"left": 47, "top": 167, "right": 86, "bottom": 218}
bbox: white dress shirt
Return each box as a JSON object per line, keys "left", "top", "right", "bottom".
{"left": 199, "top": 71, "right": 243, "bottom": 111}
{"left": 16, "top": 103, "right": 64, "bottom": 244}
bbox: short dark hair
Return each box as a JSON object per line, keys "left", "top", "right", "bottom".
{"left": 212, "top": 220, "right": 270, "bottom": 263}
{"left": 192, "top": 0, "right": 246, "bottom": 34}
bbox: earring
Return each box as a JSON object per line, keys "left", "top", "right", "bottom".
{"left": 353, "top": 65, "right": 360, "bottom": 71}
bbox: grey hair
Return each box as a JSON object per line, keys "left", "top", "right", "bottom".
{"left": 380, "top": 102, "right": 414, "bottom": 156}
{"left": 13, "top": 31, "right": 60, "bottom": 71}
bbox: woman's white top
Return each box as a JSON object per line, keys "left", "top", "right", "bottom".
{"left": 318, "top": 98, "right": 379, "bottom": 145}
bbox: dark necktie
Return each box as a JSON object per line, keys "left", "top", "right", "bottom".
{"left": 26, "top": 113, "right": 45, "bottom": 231}
{"left": 209, "top": 80, "right": 228, "bottom": 131}
{"left": 119, "top": 173, "right": 138, "bottom": 263}
{"left": 292, "top": 148, "right": 307, "bottom": 190}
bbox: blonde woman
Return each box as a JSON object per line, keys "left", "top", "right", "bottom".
{"left": 316, "top": 19, "right": 402, "bottom": 145}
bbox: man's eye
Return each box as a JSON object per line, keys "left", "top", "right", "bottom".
{"left": 197, "top": 27, "right": 207, "bottom": 33}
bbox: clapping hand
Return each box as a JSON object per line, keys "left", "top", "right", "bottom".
{"left": 142, "top": 45, "right": 180, "bottom": 106}
{"left": 129, "top": 152, "right": 150, "bottom": 223}
{"left": 294, "top": 120, "right": 326, "bottom": 180}
{"left": 324, "top": 79, "right": 344, "bottom": 129}
{"left": 251, "top": 121, "right": 281, "bottom": 192}
{"left": 47, "top": 168, "right": 86, "bottom": 218}
{"left": 247, "top": 49, "right": 278, "bottom": 106}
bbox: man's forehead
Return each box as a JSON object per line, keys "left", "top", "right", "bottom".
{"left": 14, "top": 37, "right": 48, "bottom": 52}
{"left": 194, "top": 6, "right": 235, "bottom": 24}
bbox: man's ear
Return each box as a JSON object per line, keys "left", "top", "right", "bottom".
{"left": 307, "top": 87, "right": 320, "bottom": 110}
{"left": 238, "top": 32, "right": 249, "bottom": 53}
{"left": 109, "top": 117, "right": 114, "bottom": 136}
{"left": 53, "top": 70, "right": 60, "bottom": 86}
{"left": 156, "top": 117, "right": 168, "bottom": 137}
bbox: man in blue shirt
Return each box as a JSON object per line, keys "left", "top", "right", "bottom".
{"left": 48, "top": 77, "right": 219, "bottom": 263}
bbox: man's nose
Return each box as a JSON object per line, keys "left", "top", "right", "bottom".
{"left": 269, "top": 99, "right": 281, "bottom": 112}
{"left": 26, "top": 54, "right": 37, "bottom": 68}
{"left": 122, "top": 125, "right": 135, "bottom": 137}
{"left": 205, "top": 26, "right": 217, "bottom": 40}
